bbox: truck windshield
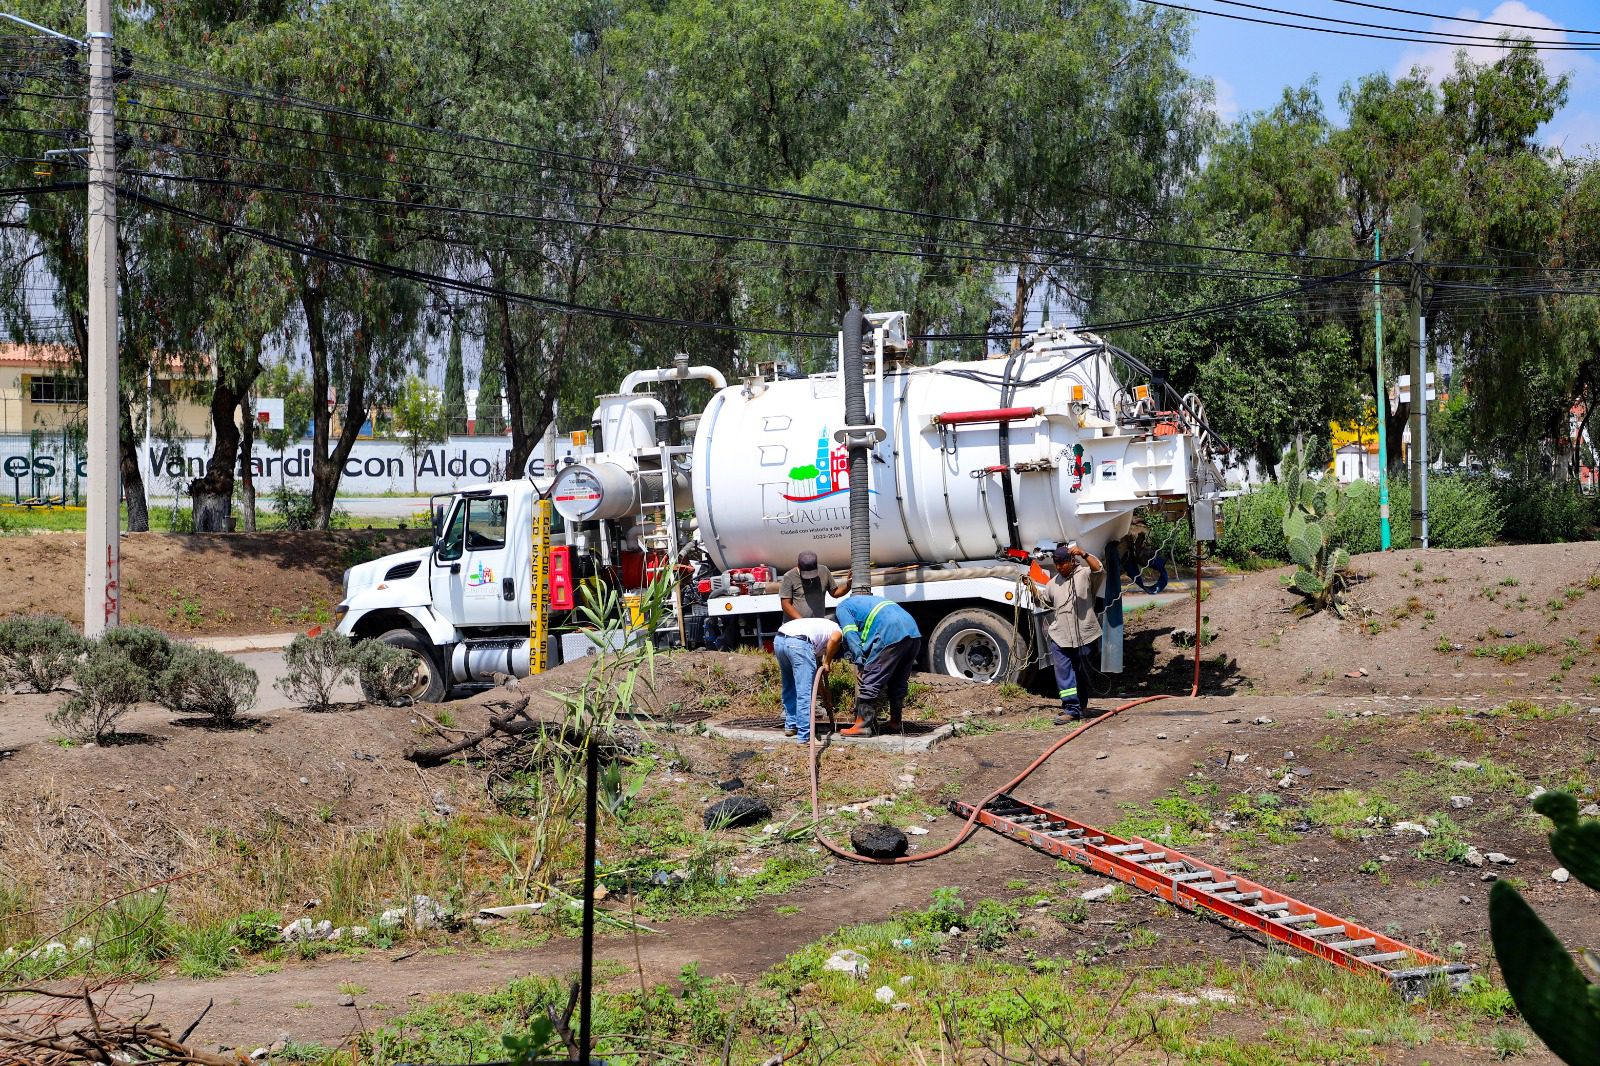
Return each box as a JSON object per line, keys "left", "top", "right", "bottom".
{"left": 437, "top": 502, "right": 466, "bottom": 561}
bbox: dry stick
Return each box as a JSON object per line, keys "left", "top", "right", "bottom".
{"left": 758, "top": 1036, "right": 810, "bottom": 1066}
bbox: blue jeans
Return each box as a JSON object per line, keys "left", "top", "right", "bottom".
{"left": 774, "top": 634, "right": 818, "bottom": 740}
{"left": 1049, "top": 641, "right": 1093, "bottom": 716}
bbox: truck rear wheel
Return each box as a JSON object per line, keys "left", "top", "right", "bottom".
{"left": 927, "top": 608, "right": 1021, "bottom": 685}
{"left": 371, "top": 628, "right": 448, "bottom": 704}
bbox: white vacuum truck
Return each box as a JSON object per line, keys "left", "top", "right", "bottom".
{"left": 334, "top": 312, "right": 1224, "bottom": 700}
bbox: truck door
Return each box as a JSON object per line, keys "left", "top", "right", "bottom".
{"left": 431, "top": 493, "right": 518, "bottom": 629}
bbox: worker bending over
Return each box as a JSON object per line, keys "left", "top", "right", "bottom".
{"left": 773, "top": 615, "right": 841, "bottom": 743}
{"left": 834, "top": 594, "right": 921, "bottom": 737}
{"left": 1033, "top": 542, "right": 1104, "bottom": 725}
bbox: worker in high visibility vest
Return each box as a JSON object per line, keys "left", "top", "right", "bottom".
{"left": 833, "top": 594, "right": 921, "bottom": 737}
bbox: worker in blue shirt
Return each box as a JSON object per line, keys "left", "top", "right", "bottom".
{"left": 834, "top": 594, "right": 922, "bottom": 737}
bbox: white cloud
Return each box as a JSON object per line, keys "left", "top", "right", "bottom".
{"left": 1393, "top": 2, "right": 1591, "bottom": 83}
{"left": 1210, "top": 75, "right": 1240, "bottom": 125}
{"left": 1391, "top": 3, "right": 1598, "bottom": 151}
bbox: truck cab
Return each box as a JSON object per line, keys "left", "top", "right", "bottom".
{"left": 335, "top": 478, "right": 560, "bottom": 701}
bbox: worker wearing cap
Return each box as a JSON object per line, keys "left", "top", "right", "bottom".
{"left": 834, "top": 594, "right": 921, "bottom": 737}
{"left": 773, "top": 616, "right": 841, "bottom": 743}
{"left": 1033, "top": 543, "right": 1104, "bottom": 725}
{"left": 779, "top": 551, "right": 851, "bottom": 620}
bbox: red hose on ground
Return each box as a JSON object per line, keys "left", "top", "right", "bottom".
{"left": 809, "top": 541, "right": 1205, "bottom": 865}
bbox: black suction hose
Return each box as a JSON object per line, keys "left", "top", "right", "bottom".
{"left": 843, "top": 305, "right": 871, "bottom": 594}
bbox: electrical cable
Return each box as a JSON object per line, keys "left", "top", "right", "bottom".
{"left": 1136, "top": 0, "right": 1600, "bottom": 49}
{"left": 808, "top": 537, "right": 1206, "bottom": 865}
{"left": 1329, "top": 0, "right": 1600, "bottom": 36}
{"left": 1183, "top": 0, "right": 1598, "bottom": 47}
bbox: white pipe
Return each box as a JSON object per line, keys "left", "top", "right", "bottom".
{"left": 619, "top": 365, "right": 727, "bottom": 395}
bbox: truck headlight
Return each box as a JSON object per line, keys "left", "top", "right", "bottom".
{"left": 334, "top": 603, "right": 349, "bottom": 626}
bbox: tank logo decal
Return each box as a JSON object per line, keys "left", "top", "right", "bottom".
{"left": 780, "top": 426, "right": 874, "bottom": 502}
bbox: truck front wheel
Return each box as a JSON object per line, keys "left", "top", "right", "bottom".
{"left": 927, "top": 608, "right": 1021, "bottom": 685}
{"left": 371, "top": 628, "right": 448, "bottom": 704}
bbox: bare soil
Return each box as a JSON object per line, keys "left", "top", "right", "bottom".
{"left": 0, "top": 530, "right": 429, "bottom": 635}
{"left": 3, "top": 542, "right": 1597, "bottom": 1062}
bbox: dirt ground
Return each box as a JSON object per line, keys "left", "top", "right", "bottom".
{"left": 2, "top": 542, "right": 1596, "bottom": 1062}
{"left": 0, "top": 530, "right": 429, "bottom": 634}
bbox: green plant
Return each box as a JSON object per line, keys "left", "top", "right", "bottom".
{"left": 233, "top": 911, "right": 282, "bottom": 953}
{"left": 1489, "top": 791, "right": 1600, "bottom": 1065}
{"left": 158, "top": 646, "right": 259, "bottom": 724}
{"left": 918, "top": 887, "right": 968, "bottom": 933}
{"left": 1280, "top": 450, "right": 1352, "bottom": 617}
{"left": 51, "top": 641, "right": 150, "bottom": 742}
{"left": 277, "top": 631, "right": 358, "bottom": 712}
{"left": 352, "top": 639, "right": 421, "bottom": 707}
{"left": 967, "top": 898, "right": 1021, "bottom": 950}
{"left": 99, "top": 625, "right": 177, "bottom": 679}
{"left": 0, "top": 614, "right": 85, "bottom": 692}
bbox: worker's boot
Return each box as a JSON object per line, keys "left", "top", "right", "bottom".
{"left": 840, "top": 698, "right": 882, "bottom": 737}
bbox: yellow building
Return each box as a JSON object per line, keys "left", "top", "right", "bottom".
{"left": 0, "top": 344, "right": 213, "bottom": 438}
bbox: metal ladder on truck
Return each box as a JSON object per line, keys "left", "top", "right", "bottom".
{"left": 952, "top": 794, "right": 1470, "bottom": 1000}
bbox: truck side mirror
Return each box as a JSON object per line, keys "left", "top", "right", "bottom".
{"left": 432, "top": 504, "right": 444, "bottom": 543}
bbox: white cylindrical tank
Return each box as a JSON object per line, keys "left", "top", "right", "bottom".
{"left": 691, "top": 343, "right": 1159, "bottom": 572}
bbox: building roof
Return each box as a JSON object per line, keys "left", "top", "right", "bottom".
{"left": 0, "top": 343, "right": 209, "bottom": 375}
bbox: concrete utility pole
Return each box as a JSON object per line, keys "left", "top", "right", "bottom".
{"left": 1406, "top": 203, "right": 1429, "bottom": 549}
{"left": 84, "top": 0, "right": 120, "bottom": 634}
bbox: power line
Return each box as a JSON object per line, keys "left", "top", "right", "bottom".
{"left": 1137, "top": 0, "right": 1600, "bottom": 49}
{"left": 1189, "top": 0, "right": 1597, "bottom": 46}
{"left": 1330, "top": 0, "right": 1600, "bottom": 36}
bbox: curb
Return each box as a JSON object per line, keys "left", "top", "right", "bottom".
{"left": 192, "top": 632, "right": 299, "bottom": 654}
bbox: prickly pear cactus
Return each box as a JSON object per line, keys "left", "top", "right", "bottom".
{"left": 1489, "top": 791, "right": 1600, "bottom": 1065}
{"left": 1279, "top": 449, "right": 1351, "bottom": 615}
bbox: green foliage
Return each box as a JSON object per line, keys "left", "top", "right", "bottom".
{"left": 1489, "top": 791, "right": 1600, "bottom": 1066}
{"left": 352, "top": 639, "right": 420, "bottom": 707}
{"left": 1280, "top": 451, "right": 1352, "bottom": 615}
{"left": 1495, "top": 478, "right": 1594, "bottom": 544}
{"left": 277, "top": 631, "right": 357, "bottom": 712}
{"left": 0, "top": 613, "right": 85, "bottom": 693}
{"left": 1217, "top": 482, "right": 1290, "bottom": 564}
{"left": 99, "top": 625, "right": 178, "bottom": 680}
{"left": 392, "top": 376, "right": 448, "bottom": 491}
{"left": 158, "top": 646, "right": 259, "bottom": 724}
{"left": 51, "top": 642, "right": 150, "bottom": 743}
{"left": 443, "top": 324, "right": 468, "bottom": 436}
{"left": 233, "top": 911, "right": 284, "bottom": 954}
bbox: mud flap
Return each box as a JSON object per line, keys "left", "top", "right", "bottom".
{"left": 1101, "top": 540, "right": 1123, "bottom": 674}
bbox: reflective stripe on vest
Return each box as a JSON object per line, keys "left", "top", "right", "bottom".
{"left": 861, "top": 601, "right": 892, "bottom": 642}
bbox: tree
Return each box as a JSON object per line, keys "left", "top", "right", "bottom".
{"left": 475, "top": 350, "right": 505, "bottom": 436}
{"left": 257, "top": 362, "right": 314, "bottom": 487}
{"left": 392, "top": 376, "right": 446, "bottom": 492}
{"left": 443, "top": 321, "right": 467, "bottom": 436}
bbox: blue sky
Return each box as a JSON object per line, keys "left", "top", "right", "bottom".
{"left": 1181, "top": 0, "right": 1600, "bottom": 154}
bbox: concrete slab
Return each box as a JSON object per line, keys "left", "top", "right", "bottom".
{"left": 702, "top": 722, "right": 954, "bottom": 753}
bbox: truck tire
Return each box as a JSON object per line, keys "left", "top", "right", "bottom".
{"left": 371, "top": 628, "right": 448, "bottom": 704}
{"left": 927, "top": 608, "right": 1022, "bottom": 685}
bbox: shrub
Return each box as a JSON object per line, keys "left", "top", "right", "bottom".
{"left": 1140, "top": 509, "right": 1195, "bottom": 567}
{"left": 353, "top": 639, "right": 419, "bottom": 707}
{"left": 277, "top": 631, "right": 356, "bottom": 712}
{"left": 1217, "top": 482, "right": 1288, "bottom": 564}
{"left": 98, "top": 625, "right": 177, "bottom": 680}
{"left": 158, "top": 646, "right": 258, "bottom": 724}
{"left": 1495, "top": 477, "right": 1591, "bottom": 544}
{"left": 51, "top": 642, "right": 149, "bottom": 742}
{"left": 0, "top": 614, "right": 85, "bottom": 692}
{"left": 1422, "top": 475, "right": 1504, "bottom": 548}
{"left": 233, "top": 911, "right": 283, "bottom": 953}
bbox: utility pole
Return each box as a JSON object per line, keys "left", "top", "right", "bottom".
{"left": 84, "top": 0, "right": 120, "bottom": 635}
{"left": 1374, "top": 228, "right": 1390, "bottom": 550}
{"left": 1406, "top": 203, "right": 1428, "bottom": 549}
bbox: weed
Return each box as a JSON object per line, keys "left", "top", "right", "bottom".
{"left": 1435, "top": 636, "right": 1456, "bottom": 654}
{"left": 1415, "top": 815, "right": 1471, "bottom": 863}
{"left": 173, "top": 921, "right": 244, "bottom": 978}
{"left": 1111, "top": 792, "right": 1211, "bottom": 846}
{"left": 1470, "top": 642, "right": 1546, "bottom": 665}
{"left": 1491, "top": 1028, "right": 1530, "bottom": 1058}
{"left": 1499, "top": 577, "right": 1519, "bottom": 587}
{"left": 1128, "top": 927, "right": 1160, "bottom": 950}
{"left": 967, "top": 898, "right": 1021, "bottom": 950}
{"left": 339, "top": 981, "right": 368, "bottom": 996}
{"left": 997, "top": 681, "right": 1027, "bottom": 699}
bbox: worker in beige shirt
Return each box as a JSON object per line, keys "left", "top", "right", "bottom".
{"left": 1032, "top": 542, "right": 1104, "bottom": 725}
